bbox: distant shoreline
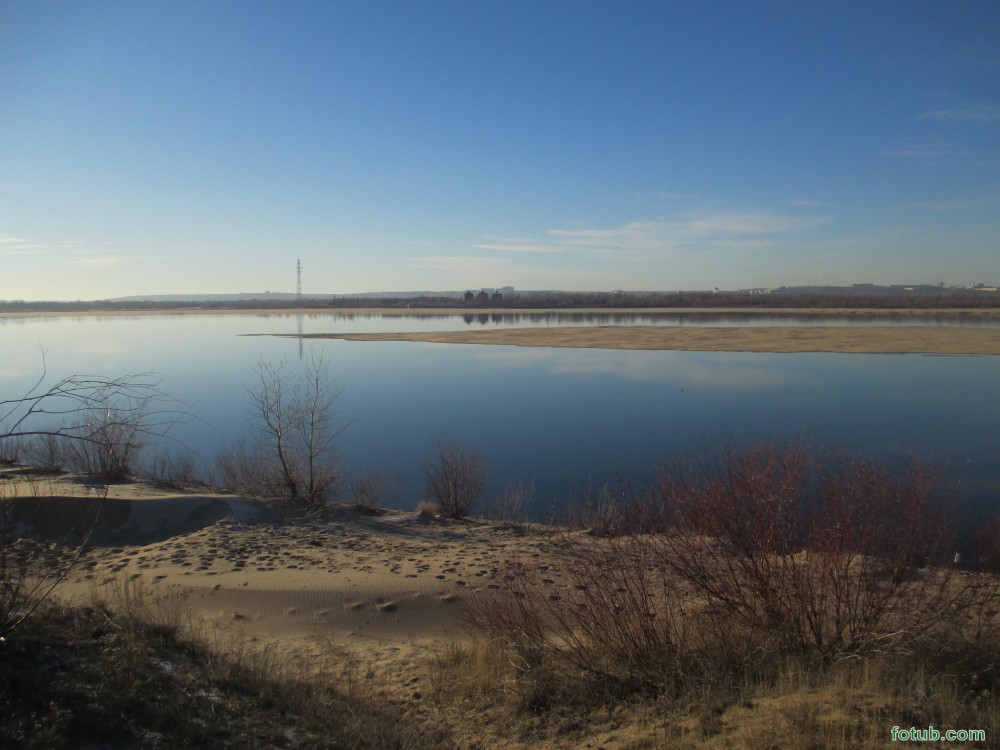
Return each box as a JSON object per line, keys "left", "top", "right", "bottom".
{"left": 5, "top": 305, "right": 1000, "bottom": 319}
{"left": 283, "top": 324, "right": 1000, "bottom": 355}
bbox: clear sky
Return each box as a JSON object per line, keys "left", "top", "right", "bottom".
{"left": 1, "top": 1, "right": 998, "bottom": 300}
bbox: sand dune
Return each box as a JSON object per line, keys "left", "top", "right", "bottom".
{"left": 5, "top": 473, "right": 563, "bottom": 679}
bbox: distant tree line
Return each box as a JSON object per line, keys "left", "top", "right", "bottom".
{"left": 3, "top": 287, "right": 1000, "bottom": 313}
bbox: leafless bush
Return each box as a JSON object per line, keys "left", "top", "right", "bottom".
{"left": 425, "top": 437, "right": 486, "bottom": 519}
{"left": 0, "top": 356, "right": 179, "bottom": 639}
{"left": 24, "top": 433, "right": 65, "bottom": 472}
{"left": 0, "top": 436, "right": 24, "bottom": 466}
{"left": 62, "top": 396, "right": 152, "bottom": 479}
{"left": 214, "top": 438, "right": 272, "bottom": 496}
{"left": 652, "top": 441, "right": 987, "bottom": 657}
{"left": 1, "top": 355, "right": 180, "bottom": 481}
{"left": 349, "top": 470, "right": 392, "bottom": 511}
{"left": 464, "top": 441, "right": 1000, "bottom": 711}
{"left": 485, "top": 480, "right": 534, "bottom": 530}
{"left": 570, "top": 477, "right": 666, "bottom": 536}
{"left": 225, "top": 351, "right": 350, "bottom": 507}
{"left": 463, "top": 532, "right": 694, "bottom": 697}
{"left": 1, "top": 474, "right": 102, "bottom": 640}
{"left": 142, "top": 445, "right": 205, "bottom": 487}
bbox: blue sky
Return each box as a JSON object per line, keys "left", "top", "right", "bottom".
{"left": 1, "top": 1, "right": 998, "bottom": 300}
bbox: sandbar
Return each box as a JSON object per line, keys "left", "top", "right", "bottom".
{"left": 285, "top": 324, "right": 1000, "bottom": 355}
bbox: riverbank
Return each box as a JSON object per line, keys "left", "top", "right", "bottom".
{"left": 4, "top": 468, "right": 998, "bottom": 748}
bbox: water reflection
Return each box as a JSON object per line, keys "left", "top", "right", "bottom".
{"left": 474, "top": 348, "right": 822, "bottom": 389}
{"left": 1, "top": 314, "right": 998, "bottom": 522}
{"left": 4, "top": 310, "right": 1000, "bottom": 336}
{"left": 304, "top": 310, "right": 1000, "bottom": 332}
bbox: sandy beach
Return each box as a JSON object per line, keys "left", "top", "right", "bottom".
{"left": 1, "top": 471, "right": 559, "bottom": 697}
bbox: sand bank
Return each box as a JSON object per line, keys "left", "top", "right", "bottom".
{"left": 0, "top": 471, "right": 559, "bottom": 684}
{"left": 287, "top": 324, "right": 1000, "bottom": 355}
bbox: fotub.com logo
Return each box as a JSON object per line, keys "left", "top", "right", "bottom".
{"left": 891, "top": 725, "right": 986, "bottom": 743}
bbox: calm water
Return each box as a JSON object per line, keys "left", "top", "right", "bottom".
{"left": 2, "top": 312, "right": 999, "bottom": 519}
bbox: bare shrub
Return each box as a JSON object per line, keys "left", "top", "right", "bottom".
{"left": 463, "top": 441, "right": 1000, "bottom": 714}
{"left": 1, "top": 356, "right": 180, "bottom": 481}
{"left": 1, "top": 473, "right": 102, "bottom": 640}
{"left": 0, "top": 436, "right": 24, "bottom": 466}
{"left": 62, "top": 396, "right": 152, "bottom": 479}
{"left": 572, "top": 477, "right": 666, "bottom": 536}
{"left": 464, "top": 533, "right": 690, "bottom": 697}
{"left": 652, "top": 441, "right": 984, "bottom": 657}
{"left": 349, "top": 470, "right": 393, "bottom": 511}
{"left": 24, "top": 432, "right": 65, "bottom": 472}
{"left": 214, "top": 438, "right": 269, "bottom": 495}
{"left": 228, "top": 351, "right": 351, "bottom": 507}
{"left": 486, "top": 479, "right": 534, "bottom": 530}
{"left": 142, "top": 445, "right": 205, "bottom": 487}
{"left": 1, "top": 357, "right": 179, "bottom": 639}
{"left": 425, "top": 437, "right": 486, "bottom": 519}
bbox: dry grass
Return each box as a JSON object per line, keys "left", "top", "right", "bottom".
{"left": 448, "top": 443, "right": 1000, "bottom": 748}
{"left": 0, "top": 580, "right": 449, "bottom": 750}
{"left": 430, "top": 631, "right": 999, "bottom": 749}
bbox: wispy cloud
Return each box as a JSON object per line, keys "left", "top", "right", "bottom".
{"left": 472, "top": 238, "right": 564, "bottom": 254}
{"left": 545, "top": 212, "right": 826, "bottom": 256}
{"left": 892, "top": 198, "right": 985, "bottom": 211}
{"left": 788, "top": 199, "right": 830, "bottom": 208}
{"left": 0, "top": 233, "right": 125, "bottom": 266}
{"left": 69, "top": 257, "right": 123, "bottom": 267}
{"left": 882, "top": 138, "right": 968, "bottom": 161}
{"left": 470, "top": 211, "right": 827, "bottom": 265}
{"left": 919, "top": 105, "right": 1000, "bottom": 123}
{"left": 411, "top": 256, "right": 507, "bottom": 276}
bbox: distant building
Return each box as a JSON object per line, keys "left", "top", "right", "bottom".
{"left": 476, "top": 290, "right": 490, "bottom": 304}
{"left": 464, "top": 291, "right": 475, "bottom": 304}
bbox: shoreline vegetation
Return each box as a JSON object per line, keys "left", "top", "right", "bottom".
{"left": 3, "top": 442, "right": 1000, "bottom": 748}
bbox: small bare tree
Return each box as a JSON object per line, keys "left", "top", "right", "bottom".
{"left": 425, "top": 437, "right": 486, "bottom": 519}
{"left": 0, "top": 353, "right": 180, "bottom": 639}
{"left": 1, "top": 351, "right": 178, "bottom": 479}
{"left": 237, "top": 351, "right": 349, "bottom": 507}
